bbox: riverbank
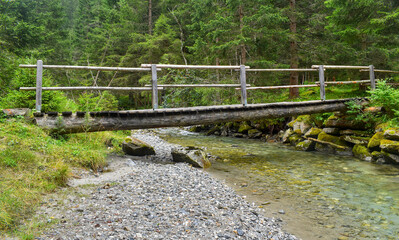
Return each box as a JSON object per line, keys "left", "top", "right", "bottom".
{"left": 36, "top": 130, "right": 296, "bottom": 240}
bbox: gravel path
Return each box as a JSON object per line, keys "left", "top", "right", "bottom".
{"left": 37, "top": 130, "right": 297, "bottom": 240}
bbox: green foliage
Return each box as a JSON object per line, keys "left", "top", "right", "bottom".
{"left": 77, "top": 91, "right": 118, "bottom": 111}
{"left": 368, "top": 81, "right": 399, "bottom": 125}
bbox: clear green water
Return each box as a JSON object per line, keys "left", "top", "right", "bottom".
{"left": 157, "top": 129, "right": 399, "bottom": 240}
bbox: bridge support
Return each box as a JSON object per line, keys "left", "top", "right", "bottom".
{"left": 240, "top": 65, "right": 247, "bottom": 106}
{"left": 318, "top": 65, "right": 325, "bottom": 101}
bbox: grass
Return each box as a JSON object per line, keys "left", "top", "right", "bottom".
{"left": 0, "top": 116, "right": 127, "bottom": 237}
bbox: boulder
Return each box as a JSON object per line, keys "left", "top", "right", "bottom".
{"left": 289, "top": 134, "right": 303, "bottom": 146}
{"left": 383, "top": 128, "right": 399, "bottom": 141}
{"left": 248, "top": 129, "right": 262, "bottom": 139}
{"left": 380, "top": 139, "right": 399, "bottom": 155}
{"left": 304, "top": 127, "right": 322, "bottom": 138}
{"left": 2, "top": 108, "right": 31, "bottom": 117}
{"left": 238, "top": 122, "right": 252, "bottom": 134}
{"left": 282, "top": 129, "right": 294, "bottom": 143}
{"left": 206, "top": 125, "right": 220, "bottom": 136}
{"left": 323, "top": 128, "right": 340, "bottom": 136}
{"left": 325, "top": 115, "right": 366, "bottom": 130}
{"left": 375, "top": 123, "right": 389, "bottom": 133}
{"left": 315, "top": 132, "right": 352, "bottom": 156}
{"left": 122, "top": 137, "right": 155, "bottom": 156}
{"left": 293, "top": 121, "right": 311, "bottom": 135}
{"left": 367, "top": 132, "right": 384, "bottom": 150}
{"left": 232, "top": 133, "right": 245, "bottom": 138}
{"left": 352, "top": 145, "right": 372, "bottom": 161}
{"left": 371, "top": 151, "right": 384, "bottom": 162}
{"left": 296, "top": 140, "right": 316, "bottom": 151}
{"left": 171, "top": 147, "right": 211, "bottom": 168}
{"left": 382, "top": 151, "right": 399, "bottom": 164}
{"left": 342, "top": 135, "right": 369, "bottom": 146}
{"left": 339, "top": 129, "right": 370, "bottom": 137}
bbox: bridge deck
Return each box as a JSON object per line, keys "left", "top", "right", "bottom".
{"left": 34, "top": 98, "right": 365, "bottom": 134}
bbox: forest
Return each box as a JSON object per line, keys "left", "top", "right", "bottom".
{"left": 0, "top": 0, "right": 398, "bottom": 111}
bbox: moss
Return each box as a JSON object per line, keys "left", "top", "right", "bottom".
{"left": 352, "top": 144, "right": 372, "bottom": 160}
{"left": 367, "top": 132, "right": 384, "bottom": 149}
{"left": 375, "top": 123, "right": 389, "bottom": 132}
{"left": 287, "top": 119, "right": 297, "bottom": 128}
{"left": 295, "top": 140, "right": 315, "bottom": 151}
{"left": 380, "top": 139, "right": 399, "bottom": 154}
{"left": 318, "top": 132, "right": 348, "bottom": 147}
{"left": 383, "top": 128, "right": 399, "bottom": 141}
{"left": 238, "top": 122, "right": 252, "bottom": 133}
{"left": 304, "top": 127, "right": 322, "bottom": 137}
{"left": 289, "top": 134, "right": 302, "bottom": 146}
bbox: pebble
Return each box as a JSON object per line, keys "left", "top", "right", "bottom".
{"left": 37, "top": 130, "right": 296, "bottom": 240}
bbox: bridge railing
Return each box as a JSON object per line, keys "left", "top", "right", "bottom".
{"left": 19, "top": 61, "right": 398, "bottom": 113}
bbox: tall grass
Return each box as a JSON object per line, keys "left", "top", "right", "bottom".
{"left": 0, "top": 117, "right": 126, "bottom": 235}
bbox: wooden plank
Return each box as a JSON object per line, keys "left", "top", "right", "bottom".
{"left": 369, "top": 65, "right": 376, "bottom": 90}
{"left": 319, "top": 65, "right": 326, "bottom": 101}
{"left": 151, "top": 64, "right": 158, "bottom": 110}
{"left": 20, "top": 87, "right": 163, "bottom": 91}
{"left": 312, "top": 65, "right": 369, "bottom": 69}
{"left": 141, "top": 64, "right": 250, "bottom": 70}
{"left": 246, "top": 68, "right": 318, "bottom": 72}
{"left": 240, "top": 65, "right": 247, "bottom": 106}
{"left": 242, "top": 84, "right": 319, "bottom": 90}
{"left": 36, "top": 60, "right": 43, "bottom": 112}
{"left": 144, "top": 84, "right": 251, "bottom": 88}
{"left": 19, "top": 64, "right": 159, "bottom": 72}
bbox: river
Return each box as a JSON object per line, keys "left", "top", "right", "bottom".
{"left": 156, "top": 128, "right": 399, "bottom": 240}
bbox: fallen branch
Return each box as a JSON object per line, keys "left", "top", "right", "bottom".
{"left": 307, "top": 137, "right": 348, "bottom": 150}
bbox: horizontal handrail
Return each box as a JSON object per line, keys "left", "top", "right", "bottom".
{"left": 144, "top": 84, "right": 251, "bottom": 88}
{"left": 141, "top": 64, "right": 250, "bottom": 70}
{"left": 311, "top": 65, "right": 370, "bottom": 69}
{"left": 20, "top": 87, "right": 164, "bottom": 91}
{"left": 245, "top": 68, "right": 318, "bottom": 72}
{"left": 315, "top": 80, "right": 373, "bottom": 85}
{"left": 19, "top": 64, "right": 160, "bottom": 72}
{"left": 359, "top": 69, "right": 399, "bottom": 74}
{"left": 236, "top": 84, "right": 320, "bottom": 90}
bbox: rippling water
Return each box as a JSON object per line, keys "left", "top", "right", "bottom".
{"left": 156, "top": 128, "right": 399, "bottom": 240}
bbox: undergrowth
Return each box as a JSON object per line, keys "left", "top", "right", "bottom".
{"left": 0, "top": 116, "right": 127, "bottom": 237}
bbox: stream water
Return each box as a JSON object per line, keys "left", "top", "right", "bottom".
{"left": 156, "top": 128, "right": 399, "bottom": 240}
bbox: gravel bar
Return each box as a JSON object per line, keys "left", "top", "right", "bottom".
{"left": 37, "top": 130, "right": 297, "bottom": 240}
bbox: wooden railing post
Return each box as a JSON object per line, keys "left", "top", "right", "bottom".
{"left": 36, "top": 60, "right": 43, "bottom": 112}
{"left": 318, "top": 65, "right": 325, "bottom": 101}
{"left": 240, "top": 65, "right": 247, "bottom": 106}
{"left": 369, "top": 65, "right": 376, "bottom": 90}
{"left": 151, "top": 64, "right": 158, "bottom": 109}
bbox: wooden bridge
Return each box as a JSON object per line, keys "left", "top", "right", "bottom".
{"left": 32, "top": 98, "right": 362, "bottom": 133}
{"left": 18, "top": 61, "right": 397, "bottom": 134}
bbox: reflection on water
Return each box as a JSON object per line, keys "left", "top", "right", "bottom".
{"left": 157, "top": 128, "right": 399, "bottom": 240}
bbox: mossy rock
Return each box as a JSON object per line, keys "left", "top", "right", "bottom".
{"left": 368, "top": 132, "right": 384, "bottom": 150}
{"left": 381, "top": 150, "right": 399, "bottom": 164}
{"left": 238, "top": 122, "right": 252, "bottom": 133}
{"left": 380, "top": 139, "right": 399, "bottom": 155}
{"left": 282, "top": 129, "right": 294, "bottom": 143}
{"left": 325, "top": 114, "right": 366, "bottom": 130}
{"left": 342, "top": 135, "right": 370, "bottom": 146}
{"left": 287, "top": 119, "right": 297, "bottom": 128}
{"left": 383, "top": 128, "right": 399, "bottom": 141}
{"left": 323, "top": 128, "right": 340, "bottom": 136}
{"left": 289, "top": 134, "right": 303, "bottom": 146}
{"left": 248, "top": 129, "right": 262, "bottom": 139}
{"left": 296, "top": 140, "right": 315, "bottom": 151}
{"left": 122, "top": 137, "right": 155, "bottom": 156}
{"left": 171, "top": 148, "right": 211, "bottom": 168}
{"left": 371, "top": 151, "right": 384, "bottom": 162}
{"left": 304, "top": 127, "right": 322, "bottom": 138}
{"left": 206, "top": 125, "right": 220, "bottom": 136}
{"left": 352, "top": 144, "right": 372, "bottom": 161}
{"left": 339, "top": 129, "right": 371, "bottom": 137}
{"left": 375, "top": 123, "right": 389, "bottom": 133}
{"left": 318, "top": 132, "right": 349, "bottom": 147}
{"left": 189, "top": 125, "right": 204, "bottom": 132}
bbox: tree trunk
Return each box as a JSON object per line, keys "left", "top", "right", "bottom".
{"left": 289, "top": 0, "right": 299, "bottom": 98}
{"left": 148, "top": 0, "right": 152, "bottom": 35}
{"left": 239, "top": 4, "right": 246, "bottom": 65}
